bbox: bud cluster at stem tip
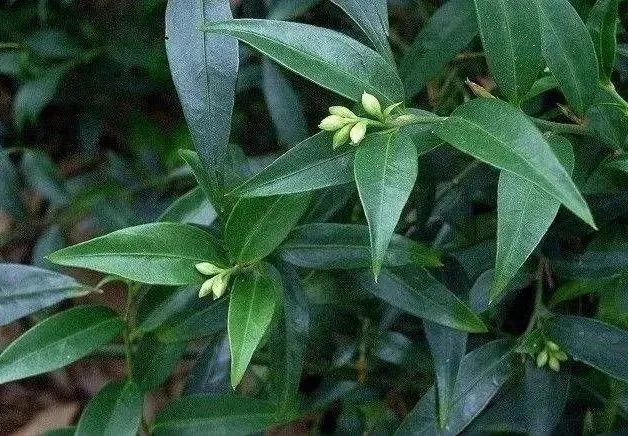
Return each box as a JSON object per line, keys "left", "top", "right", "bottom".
{"left": 195, "top": 262, "right": 232, "bottom": 299}
{"left": 536, "top": 340, "right": 568, "bottom": 371}
{"left": 318, "top": 92, "right": 403, "bottom": 148}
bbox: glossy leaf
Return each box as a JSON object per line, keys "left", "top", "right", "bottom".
{"left": 358, "top": 267, "right": 487, "bottom": 333}
{"left": 184, "top": 335, "right": 230, "bottom": 395}
{"left": 492, "top": 135, "right": 575, "bottom": 299}
{"left": 165, "top": 0, "right": 238, "bottom": 208}
{"left": 152, "top": 394, "right": 277, "bottom": 435}
{"left": 225, "top": 193, "right": 310, "bottom": 264}
{"left": 355, "top": 131, "right": 418, "bottom": 277}
{"left": 32, "top": 225, "right": 65, "bottom": 269}
{"left": 228, "top": 263, "right": 281, "bottom": 387}
{"left": 587, "top": 0, "right": 620, "bottom": 84}
{"left": 48, "top": 223, "right": 225, "bottom": 286}
{"left": 0, "top": 305, "right": 123, "bottom": 384}
{"left": 435, "top": 98, "right": 595, "bottom": 228}
{"left": 474, "top": 0, "right": 543, "bottom": 102}
{"left": 330, "top": 0, "right": 393, "bottom": 63}
{"left": 203, "top": 19, "right": 404, "bottom": 105}
{"left": 231, "top": 132, "right": 355, "bottom": 197}
{"left": 534, "top": 0, "right": 600, "bottom": 113}
{"left": 399, "top": 0, "right": 478, "bottom": 98}
{"left": 278, "top": 223, "right": 441, "bottom": 270}
{"left": 135, "top": 286, "right": 201, "bottom": 335}
{"left": 159, "top": 187, "right": 217, "bottom": 226}
{"left": 178, "top": 149, "right": 227, "bottom": 216}
{"left": 74, "top": 379, "right": 143, "bottom": 436}
{"left": 546, "top": 315, "right": 628, "bottom": 382}
{"left": 156, "top": 296, "right": 228, "bottom": 343}
{"left": 0, "top": 263, "right": 88, "bottom": 326}
{"left": 267, "top": 0, "right": 321, "bottom": 20}
{"left": 132, "top": 334, "right": 186, "bottom": 392}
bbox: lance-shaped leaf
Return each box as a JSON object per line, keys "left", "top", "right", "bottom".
{"left": 355, "top": 130, "right": 418, "bottom": 278}
{"left": 152, "top": 394, "right": 277, "bottom": 435}
{"left": 48, "top": 223, "right": 226, "bottom": 286}
{"left": 159, "top": 187, "right": 217, "bottom": 226}
{"left": 278, "top": 223, "right": 441, "bottom": 270}
{"left": 533, "top": 0, "right": 600, "bottom": 114}
{"left": 228, "top": 263, "right": 281, "bottom": 387}
{"left": 267, "top": 0, "right": 321, "bottom": 20}
{"left": 184, "top": 334, "right": 230, "bottom": 395}
{"left": 231, "top": 132, "right": 355, "bottom": 197}
{"left": 74, "top": 379, "right": 143, "bottom": 436}
{"left": 132, "top": 335, "right": 186, "bottom": 392}
{"left": 396, "top": 339, "right": 515, "bottom": 435}
{"left": 587, "top": 0, "right": 620, "bottom": 84}
{"left": 435, "top": 98, "right": 595, "bottom": 228}
{"left": 546, "top": 314, "right": 628, "bottom": 383}
{"left": 156, "top": 296, "right": 228, "bottom": 343}
{"left": 474, "top": 0, "right": 543, "bottom": 103}
{"left": 358, "top": 267, "right": 487, "bottom": 333}
{"left": 0, "top": 305, "right": 124, "bottom": 384}
{"left": 165, "top": 0, "right": 238, "bottom": 212}
{"left": 492, "top": 135, "right": 575, "bottom": 300}
{"left": 399, "top": 0, "right": 478, "bottom": 98}
{"left": 0, "top": 263, "right": 89, "bottom": 326}
{"left": 203, "top": 19, "right": 404, "bottom": 105}
{"left": 330, "top": 0, "right": 394, "bottom": 63}
{"left": 225, "top": 193, "right": 310, "bottom": 264}
{"left": 0, "top": 150, "right": 23, "bottom": 219}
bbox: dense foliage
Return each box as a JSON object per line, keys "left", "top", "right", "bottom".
{"left": 1, "top": 0, "right": 628, "bottom": 434}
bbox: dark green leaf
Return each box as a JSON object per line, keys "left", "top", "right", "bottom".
{"left": 278, "top": 223, "right": 441, "bottom": 270}
{"left": 492, "top": 135, "right": 574, "bottom": 299}
{"left": 32, "top": 225, "right": 65, "bottom": 269}
{"left": 553, "top": 233, "right": 628, "bottom": 279}
{"left": 358, "top": 267, "right": 487, "bottom": 333}
{"left": 0, "top": 151, "right": 23, "bottom": 219}
{"left": 135, "top": 286, "right": 200, "bottom": 334}
{"left": 587, "top": 0, "right": 620, "bottom": 84}
{"left": 156, "top": 296, "right": 228, "bottom": 343}
{"left": 0, "top": 264, "right": 88, "bottom": 326}
{"left": 534, "top": 0, "right": 600, "bottom": 113}
{"left": 399, "top": 0, "right": 478, "bottom": 98}
{"left": 228, "top": 263, "right": 281, "bottom": 387}
{"left": 48, "top": 223, "right": 225, "bottom": 286}
{"left": 474, "top": 0, "right": 543, "bottom": 102}
{"left": 178, "top": 149, "right": 229, "bottom": 218}
{"left": 159, "top": 187, "right": 217, "bottom": 226}
{"left": 203, "top": 19, "right": 404, "bottom": 105}
{"left": 132, "top": 334, "right": 186, "bottom": 392}
{"left": 232, "top": 132, "right": 354, "bottom": 197}
{"left": 522, "top": 361, "right": 570, "bottom": 434}
{"left": 267, "top": 0, "right": 321, "bottom": 20}
{"left": 402, "top": 109, "right": 443, "bottom": 156}
{"left": 225, "top": 193, "right": 310, "bottom": 264}
{"left": 21, "top": 149, "right": 69, "bottom": 206}
{"left": 152, "top": 394, "right": 277, "bottom": 435}
{"left": 0, "top": 305, "right": 123, "bottom": 384}
{"left": 546, "top": 315, "right": 628, "bottom": 382}
{"left": 355, "top": 131, "right": 418, "bottom": 277}
{"left": 74, "top": 379, "right": 142, "bottom": 436}
{"left": 549, "top": 275, "right": 624, "bottom": 307}
{"left": 184, "top": 335, "right": 230, "bottom": 395}
{"left": 435, "top": 98, "right": 595, "bottom": 228}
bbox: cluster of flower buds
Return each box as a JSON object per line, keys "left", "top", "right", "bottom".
{"left": 536, "top": 340, "right": 568, "bottom": 371}
{"left": 195, "top": 262, "right": 232, "bottom": 299}
{"left": 318, "top": 92, "right": 403, "bottom": 148}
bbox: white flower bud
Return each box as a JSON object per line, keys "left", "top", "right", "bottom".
{"left": 536, "top": 349, "right": 548, "bottom": 367}
{"left": 362, "top": 92, "right": 383, "bottom": 119}
{"left": 199, "top": 275, "right": 219, "bottom": 298}
{"left": 333, "top": 123, "right": 353, "bottom": 148}
{"left": 211, "top": 273, "right": 230, "bottom": 299}
{"left": 329, "top": 106, "right": 356, "bottom": 118}
{"left": 318, "top": 115, "right": 346, "bottom": 131}
{"left": 548, "top": 356, "right": 560, "bottom": 372}
{"left": 195, "top": 262, "right": 224, "bottom": 276}
{"left": 350, "top": 121, "right": 367, "bottom": 145}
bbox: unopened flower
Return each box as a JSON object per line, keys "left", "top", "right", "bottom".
{"left": 195, "top": 262, "right": 224, "bottom": 276}
{"left": 319, "top": 115, "right": 347, "bottom": 131}
{"left": 350, "top": 122, "right": 367, "bottom": 145}
{"left": 329, "top": 106, "right": 357, "bottom": 118}
{"left": 362, "top": 92, "right": 383, "bottom": 120}
{"left": 333, "top": 123, "right": 353, "bottom": 148}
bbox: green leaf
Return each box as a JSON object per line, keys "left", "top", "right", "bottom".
{"left": 358, "top": 267, "right": 487, "bottom": 333}
{"left": 21, "top": 149, "right": 70, "bottom": 206}
{"left": 165, "top": 0, "right": 238, "bottom": 208}
{"left": 533, "top": 0, "right": 600, "bottom": 113}
{"left": 423, "top": 321, "right": 467, "bottom": 429}
{"left": 399, "top": 0, "right": 478, "bottom": 99}
{"left": 521, "top": 361, "right": 570, "bottom": 434}
{"left": 48, "top": 223, "right": 225, "bottom": 286}
{"left": 546, "top": 314, "right": 628, "bottom": 383}
{"left": 267, "top": 0, "right": 321, "bottom": 20}
{"left": 606, "top": 154, "right": 628, "bottom": 173}
{"left": 330, "top": 0, "right": 394, "bottom": 63}
{"left": 178, "top": 149, "right": 228, "bottom": 217}
{"left": 135, "top": 286, "right": 200, "bottom": 335}
{"left": 228, "top": 263, "right": 281, "bottom": 387}
{"left": 396, "top": 339, "right": 515, "bottom": 435}
{"left": 278, "top": 223, "right": 441, "bottom": 270}
{"left": 402, "top": 109, "right": 443, "bottom": 156}
{"left": 354, "top": 131, "right": 418, "bottom": 277}
{"left": 549, "top": 275, "right": 624, "bottom": 307}
{"left": 32, "top": 225, "right": 65, "bottom": 270}
{"left": 492, "top": 135, "right": 575, "bottom": 299}
{"left": 156, "top": 296, "right": 228, "bottom": 343}
{"left": 0, "top": 305, "right": 123, "bottom": 384}
{"left": 132, "top": 334, "right": 186, "bottom": 392}
{"left": 159, "top": 187, "right": 217, "bottom": 226}
{"left": 473, "top": 0, "right": 543, "bottom": 103}
{"left": 553, "top": 233, "right": 628, "bottom": 279}
{"left": 225, "top": 194, "right": 310, "bottom": 264}
{"left": 184, "top": 335, "right": 230, "bottom": 395}
{"left": 74, "top": 379, "right": 143, "bottom": 436}
{"left": 435, "top": 98, "right": 595, "bottom": 228}
{"left": 587, "top": 0, "right": 620, "bottom": 84}
{"left": 0, "top": 263, "right": 88, "bottom": 326}
{"left": 231, "top": 132, "right": 355, "bottom": 198}
{"left": 203, "top": 19, "right": 404, "bottom": 105}
{"left": 0, "top": 151, "right": 23, "bottom": 219}
{"left": 152, "top": 394, "right": 277, "bottom": 435}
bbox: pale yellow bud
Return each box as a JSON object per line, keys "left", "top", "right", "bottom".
{"left": 548, "top": 356, "right": 560, "bottom": 372}
{"left": 319, "top": 115, "right": 347, "bottom": 131}
{"left": 536, "top": 349, "right": 548, "bottom": 367}
{"left": 195, "top": 262, "right": 224, "bottom": 276}
{"left": 546, "top": 341, "right": 560, "bottom": 352}
{"left": 211, "top": 273, "right": 230, "bottom": 299}
{"left": 361, "top": 92, "right": 383, "bottom": 119}
{"left": 333, "top": 123, "right": 353, "bottom": 148}
{"left": 329, "top": 106, "right": 356, "bottom": 118}
{"left": 350, "top": 122, "right": 367, "bottom": 145}
{"left": 199, "top": 275, "right": 219, "bottom": 298}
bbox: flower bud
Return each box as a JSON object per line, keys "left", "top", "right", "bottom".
{"left": 362, "top": 92, "right": 383, "bottom": 119}
{"left": 465, "top": 79, "right": 495, "bottom": 99}
{"left": 329, "top": 106, "right": 356, "bottom": 118}
{"left": 211, "top": 273, "right": 230, "bottom": 299}
{"left": 350, "top": 121, "right": 367, "bottom": 145}
{"left": 555, "top": 350, "right": 568, "bottom": 362}
{"left": 195, "top": 262, "right": 224, "bottom": 276}
{"left": 536, "top": 349, "right": 548, "bottom": 367}
{"left": 319, "top": 115, "right": 346, "bottom": 131}
{"left": 333, "top": 123, "right": 353, "bottom": 148}
{"left": 199, "top": 275, "right": 219, "bottom": 298}
{"left": 548, "top": 356, "right": 560, "bottom": 372}
{"left": 546, "top": 341, "right": 559, "bottom": 351}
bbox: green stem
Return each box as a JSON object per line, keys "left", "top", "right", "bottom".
{"left": 531, "top": 117, "right": 590, "bottom": 136}
{"left": 391, "top": 113, "right": 448, "bottom": 127}
{"left": 524, "top": 262, "right": 545, "bottom": 336}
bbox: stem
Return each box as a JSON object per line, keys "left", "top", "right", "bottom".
{"left": 524, "top": 262, "right": 545, "bottom": 336}
{"left": 531, "top": 117, "right": 590, "bottom": 136}
{"left": 391, "top": 113, "right": 448, "bottom": 127}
